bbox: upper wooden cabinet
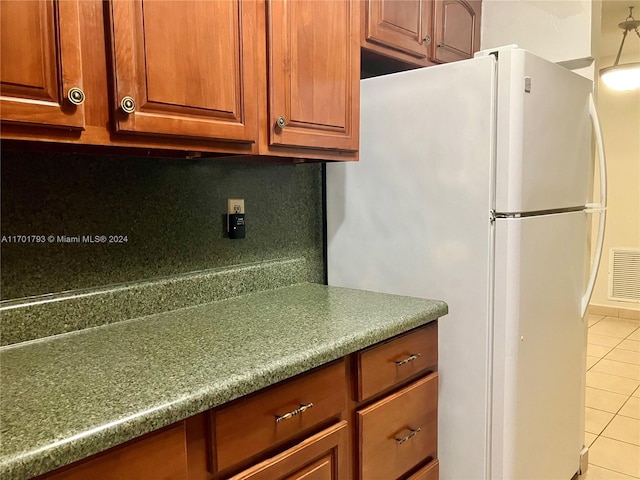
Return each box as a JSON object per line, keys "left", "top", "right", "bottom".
{"left": 108, "top": 0, "right": 258, "bottom": 144}
{"left": 1, "top": 0, "right": 359, "bottom": 161}
{"left": 264, "top": 0, "right": 360, "bottom": 155}
{"left": 0, "top": 0, "right": 85, "bottom": 129}
{"left": 432, "top": 0, "right": 482, "bottom": 63}
{"left": 361, "top": 0, "right": 481, "bottom": 68}
{"left": 363, "top": 0, "right": 433, "bottom": 64}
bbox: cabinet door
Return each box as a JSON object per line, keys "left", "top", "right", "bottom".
{"left": 229, "top": 421, "right": 349, "bottom": 480}
{"left": 358, "top": 374, "right": 438, "bottom": 480}
{"left": 267, "top": 0, "right": 359, "bottom": 152}
{"left": 0, "top": 0, "right": 85, "bottom": 129}
{"left": 109, "top": 0, "right": 258, "bottom": 143}
{"left": 407, "top": 460, "right": 439, "bottom": 480}
{"left": 364, "top": 0, "right": 432, "bottom": 62}
{"left": 432, "top": 0, "right": 481, "bottom": 63}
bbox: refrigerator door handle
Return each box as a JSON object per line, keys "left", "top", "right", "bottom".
{"left": 581, "top": 93, "right": 608, "bottom": 318}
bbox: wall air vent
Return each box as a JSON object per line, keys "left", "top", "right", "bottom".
{"left": 608, "top": 248, "right": 640, "bottom": 303}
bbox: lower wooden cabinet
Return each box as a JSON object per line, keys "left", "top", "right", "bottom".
{"left": 406, "top": 460, "right": 439, "bottom": 480}
{"left": 358, "top": 374, "right": 438, "bottom": 480}
{"left": 228, "top": 421, "right": 349, "bottom": 480}
{"left": 38, "top": 323, "right": 439, "bottom": 480}
{"left": 213, "top": 360, "right": 346, "bottom": 472}
{"left": 357, "top": 321, "right": 437, "bottom": 401}
{"left": 38, "top": 416, "right": 209, "bottom": 480}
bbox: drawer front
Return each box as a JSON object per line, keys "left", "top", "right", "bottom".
{"left": 358, "top": 373, "right": 438, "bottom": 480}
{"left": 228, "top": 421, "right": 349, "bottom": 480}
{"left": 214, "top": 360, "right": 346, "bottom": 471}
{"left": 358, "top": 322, "right": 437, "bottom": 400}
{"left": 42, "top": 422, "right": 189, "bottom": 480}
{"left": 406, "top": 460, "right": 439, "bottom": 480}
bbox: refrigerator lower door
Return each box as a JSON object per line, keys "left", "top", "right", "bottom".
{"left": 493, "top": 211, "right": 588, "bottom": 479}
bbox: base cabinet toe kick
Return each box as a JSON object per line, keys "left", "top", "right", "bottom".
{"left": 36, "top": 321, "right": 439, "bottom": 480}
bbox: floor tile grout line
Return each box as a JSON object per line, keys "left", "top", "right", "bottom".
{"left": 588, "top": 457, "right": 640, "bottom": 477}
{"left": 585, "top": 394, "right": 631, "bottom": 431}
{"left": 599, "top": 432, "right": 640, "bottom": 448}
{"left": 586, "top": 369, "right": 640, "bottom": 382}
{"left": 589, "top": 432, "right": 640, "bottom": 477}
{"left": 590, "top": 361, "right": 640, "bottom": 375}
{"left": 601, "top": 352, "right": 640, "bottom": 366}
{"left": 588, "top": 459, "right": 640, "bottom": 479}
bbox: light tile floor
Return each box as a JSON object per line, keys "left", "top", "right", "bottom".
{"left": 580, "top": 314, "right": 640, "bottom": 479}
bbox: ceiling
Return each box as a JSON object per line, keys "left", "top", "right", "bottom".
{"left": 600, "top": 0, "right": 640, "bottom": 64}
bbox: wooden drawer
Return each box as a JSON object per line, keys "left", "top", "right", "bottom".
{"left": 213, "top": 360, "right": 346, "bottom": 472}
{"left": 357, "top": 322, "right": 437, "bottom": 400}
{"left": 406, "top": 460, "right": 439, "bottom": 480}
{"left": 228, "top": 421, "right": 349, "bottom": 480}
{"left": 358, "top": 373, "right": 438, "bottom": 480}
{"left": 40, "top": 420, "right": 195, "bottom": 480}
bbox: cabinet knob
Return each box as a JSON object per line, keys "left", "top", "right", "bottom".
{"left": 423, "top": 35, "right": 432, "bottom": 45}
{"left": 67, "top": 87, "right": 85, "bottom": 106}
{"left": 275, "top": 116, "right": 287, "bottom": 129}
{"left": 120, "top": 96, "right": 136, "bottom": 114}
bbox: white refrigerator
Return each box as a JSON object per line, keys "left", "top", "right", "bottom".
{"left": 326, "top": 46, "right": 607, "bottom": 479}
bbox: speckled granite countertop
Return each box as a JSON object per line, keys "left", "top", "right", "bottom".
{"left": 0, "top": 283, "right": 447, "bottom": 479}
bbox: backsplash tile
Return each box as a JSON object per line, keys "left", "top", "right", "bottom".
{"left": 1, "top": 149, "right": 324, "bottom": 301}
{"left": 1, "top": 148, "right": 324, "bottom": 343}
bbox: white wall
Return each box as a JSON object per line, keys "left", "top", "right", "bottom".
{"left": 481, "top": 0, "right": 600, "bottom": 79}
{"left": 590, "top": 81, "right": 640, "bottom": 310}
{"left": 588, "top": 1, "right": 640, "bottom": 312}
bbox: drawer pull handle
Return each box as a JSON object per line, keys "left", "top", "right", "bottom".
{"left": 396, "top": 427, "right": 421, "bottom": 445}
{"left": 275, "top": 402, "right": 314, "bottom": 423}
{"left": 395, "top": 353, "right": 421, "bottom": 366}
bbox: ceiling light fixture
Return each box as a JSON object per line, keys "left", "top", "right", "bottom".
{"left": 600, "top": 6, "right": 640, "bottom": 91}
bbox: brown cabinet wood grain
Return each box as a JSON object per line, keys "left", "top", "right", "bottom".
{"left": 361, "top": 0, "right": 481, "bottom": 70}
{"left": 38, "top": 415, "right": 209, "bottom": 480}
{"left": 407, "top": 460, "right": 440, "bottom": 480}
{"left": 108, "top": 0, "right": 259, "bottom": 144}
{"left": 432, "top": 0, "right": 481, "bottom": 63}
{"left": 265, "top": 0, "right": 360, "bottom": 154}
{"left": 357, "top": 322, "right": 438, "bottom": 401}
{"left": 0, "top": 0, "right": 85, "bottom": 129}
{"left": 213, "top": 360, "right": 346, "bottom": 472}
{"left": 228, "top": 421, "right": 349, "bottom": 480}
{"left": 2, "top": 0, "right": 359, "bottom": 161}
{"left": 363, "top": 0, "right": 433, "bottom": 65}
{"left": 358, "top": 373, "right": 438, "bottom": 480}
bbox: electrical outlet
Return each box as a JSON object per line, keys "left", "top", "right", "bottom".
{"left": 227, "top": 198, "right": 245, "bottom": 215}
{"left": 227, "top": 198, "right": 245, "bottom": 239}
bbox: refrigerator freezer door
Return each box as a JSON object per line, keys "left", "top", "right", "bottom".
{"left": 492, "top": 211, "right": 588, "bottom": 479}
{"left": 494, "top": 49, "right": 593, "bottom": 214}
{"left": 327, "top": 56, "right": 496, "bottom": 479}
